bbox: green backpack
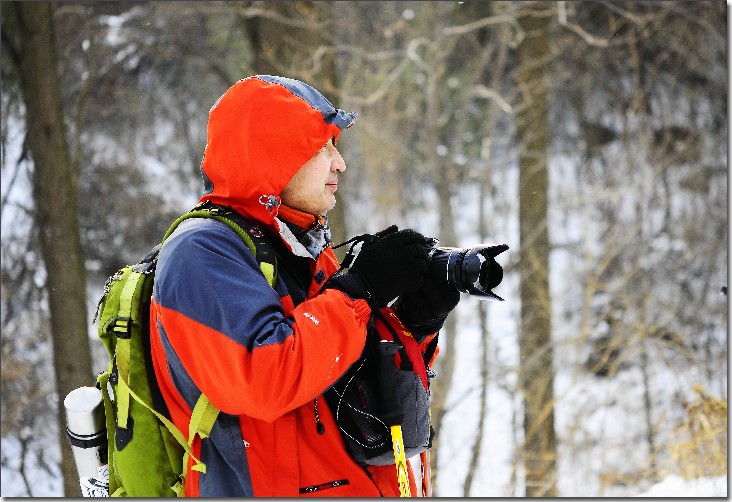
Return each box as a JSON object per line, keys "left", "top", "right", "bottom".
{"left": 94, "top": 202, "right": 276, "bottom": 497}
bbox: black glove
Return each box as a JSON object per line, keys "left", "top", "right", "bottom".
{"left": 329, "top": 226, "right": 428, "bottom": 308}
{"left": 395, "top": 277, "right": 460, "bottom": 338}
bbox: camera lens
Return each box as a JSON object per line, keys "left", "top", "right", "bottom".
{"left": 426, "top": 243, "right": 508, "bottom": 301}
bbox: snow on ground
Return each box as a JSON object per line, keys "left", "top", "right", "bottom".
{"left": 632, "top": 475, "right": 727, "bottom": 497}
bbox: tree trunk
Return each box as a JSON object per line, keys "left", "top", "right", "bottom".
{"left": 515, "top": 2, "right": 557, "bottom": 497}
{"left": 418, "top": 4, "right": 455, "bottom": 495}
{"left": 10, "top": 2, "right": 93, "bottom": 496}
{"left": 464, "top": 297, "right": 490, "bottom": 496}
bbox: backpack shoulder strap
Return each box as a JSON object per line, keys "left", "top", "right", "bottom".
{"left": 163, "top": 202, "right": 277, "bottom": 288}
{"left": 155, "top": 202, "right": 279, "bottom": 412}
{"left": 159, "top": 203, "right": 278, "bottom": 489}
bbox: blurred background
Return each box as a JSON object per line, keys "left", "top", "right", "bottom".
{"left": 1, "top": 1, "right": 727, "bottom": 497}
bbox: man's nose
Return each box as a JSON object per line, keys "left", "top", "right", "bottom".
{"left": 331, "top": 146, "right": 347, "bottom": 173}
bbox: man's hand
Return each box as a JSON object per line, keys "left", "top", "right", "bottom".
{"left": 329, "top": 226, "right": 428, "bottom": 307}
{"left": 395, "top": 277, "right": 460, "bottom": 338}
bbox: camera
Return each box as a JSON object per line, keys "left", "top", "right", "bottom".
{"left": 424, "top": 239, "right": 509, "bottom": 301}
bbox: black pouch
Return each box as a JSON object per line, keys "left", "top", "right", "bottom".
{"left": 324, "top": 308, "right": 433, "bottom": 466}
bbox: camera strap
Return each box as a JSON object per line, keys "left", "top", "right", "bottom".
{"left": 332, "top": 224, "right": 399, "bottom": 269}
{"left": 332, "top": 232, "right": 378, "bottom": 268}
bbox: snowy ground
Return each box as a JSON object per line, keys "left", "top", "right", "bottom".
{"left": 632, "top": 475, "right": 727, "bottom": 497}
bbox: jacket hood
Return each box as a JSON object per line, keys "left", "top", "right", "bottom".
{"left": 199, "top": 75, "right": 357, "bottom": 230}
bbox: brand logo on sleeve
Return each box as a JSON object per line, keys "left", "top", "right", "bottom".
{"left": 303, "top": 312, "right": 320, "bottom": 325}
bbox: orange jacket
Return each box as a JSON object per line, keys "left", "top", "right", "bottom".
{"left": 149, "top": 76, "right": 418, "bottom": 496}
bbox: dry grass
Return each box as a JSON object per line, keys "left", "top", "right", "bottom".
{"left": 669, "top": 385, "right": 727, "bottom": 479}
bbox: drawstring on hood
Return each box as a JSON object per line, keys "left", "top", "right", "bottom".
{"left": 198, "top": 75, "right": 357, "bottom": 247}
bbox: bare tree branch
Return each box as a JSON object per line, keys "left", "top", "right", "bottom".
{"left": 442, "top": 12, "right": 525, "bottom": 47}
{"left": 238, "top": 4, "right": 329, "bottom": 30}
{"left": 470, "top": 85, "right": 514, "bottom": 115}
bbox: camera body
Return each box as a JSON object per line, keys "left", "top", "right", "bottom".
{"left": 425, "top": 239, "right": 508, "bottom": 301}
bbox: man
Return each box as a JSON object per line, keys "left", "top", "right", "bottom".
{"left": 149, "top": 75, "right": 458, "bottom": 496}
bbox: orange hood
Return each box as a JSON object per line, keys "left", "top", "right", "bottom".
{"left": 199, "top": 75, "right": 357, "bottom": 231}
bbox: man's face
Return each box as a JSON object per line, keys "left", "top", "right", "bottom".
{"left": 280, "top": 139, "right": 346, "bottom": 216}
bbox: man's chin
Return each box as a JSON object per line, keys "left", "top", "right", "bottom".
{"left": 323, "top": 196, "right": 337, "bottom": 213}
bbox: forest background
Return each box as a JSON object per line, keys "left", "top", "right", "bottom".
{"left": 0, "top": 0, "right": 728, "bottom": 497}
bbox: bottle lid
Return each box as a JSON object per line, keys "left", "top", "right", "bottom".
{"left": 64, "top": 387, "right": 105, "bottom": 436}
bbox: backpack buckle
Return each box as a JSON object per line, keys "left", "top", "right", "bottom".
{"left": 108, "top": 316, "right": 133, "bottom": 339}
